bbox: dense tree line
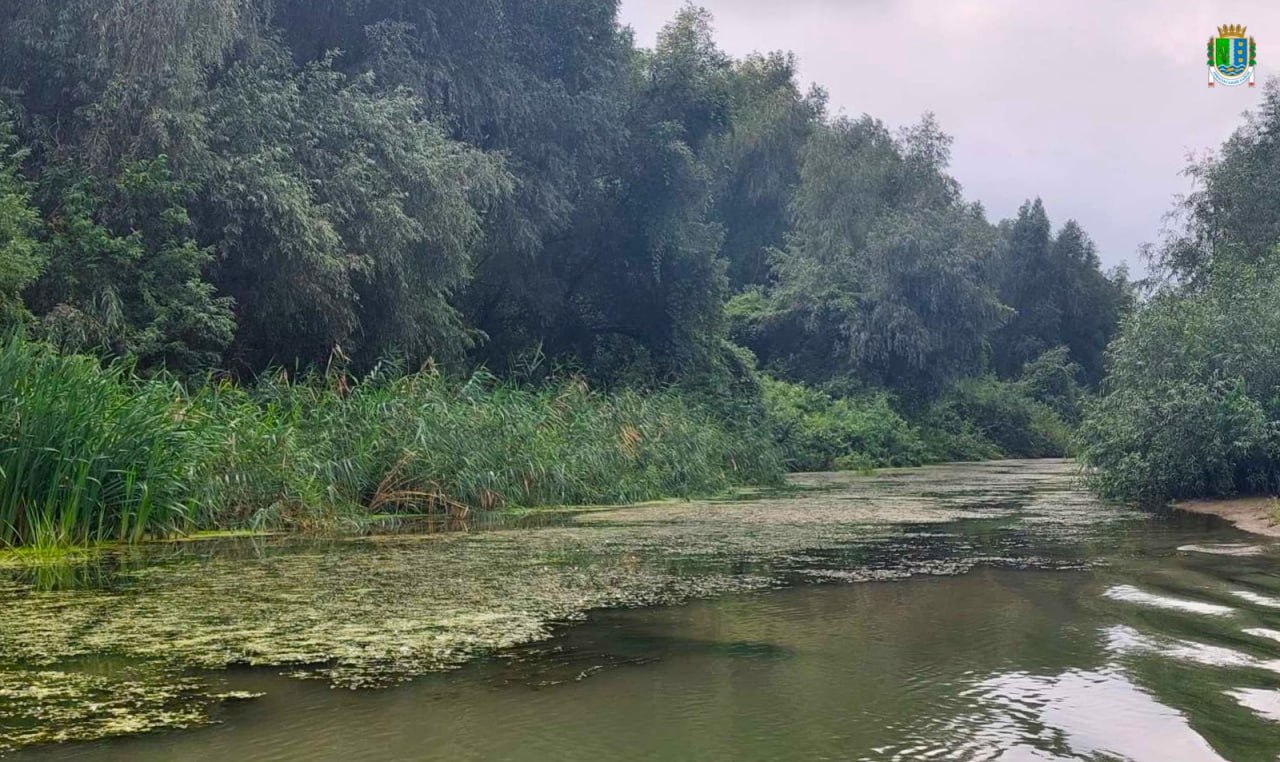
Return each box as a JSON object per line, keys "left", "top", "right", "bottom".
{"left": 0, "top": 2, "right": 1128, "bottom": 456}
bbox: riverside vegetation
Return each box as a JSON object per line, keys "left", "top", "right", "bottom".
{"left": 1080, "top": 83, "right": 1280, "bottom": 505}
{"left": 0, "top": 2, "right": 1135, "bottom": 547}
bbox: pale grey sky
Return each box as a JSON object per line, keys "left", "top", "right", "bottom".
{"left": 621, "top": 1, "right": 1277, "bottom": 272}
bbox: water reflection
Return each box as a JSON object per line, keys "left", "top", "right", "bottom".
{"left": 963, "top": 668, "right": 1224, "bottom": 761}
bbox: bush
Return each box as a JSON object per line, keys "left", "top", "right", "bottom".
{"left": 1080, "top": 261, "right": 1280, "bottom": 502}
{"left": 920, "top": 377, "right": 1072, "bottom": 462}
{"left": 1017, "top": 346, "right": 1086, "bottom": 424}
{"left": 1081, "top": 378, "right": 1272, "bottom": 502}
{"left": 761, "top": 377, "right": 926, "bottom": 471}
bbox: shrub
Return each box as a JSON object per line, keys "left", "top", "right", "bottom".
{"left": 1080, "top": 261, "right": 1280, "bottom": 502}
{"left": 920, "top": 377, "right": 1072, "bottom": 461}
{"left": 1017, "top": 346, "right": 1087, "bottom": 424}
{"left": 761, "top": 377, "right": 926, "bottom": 471}
{"left": 1081, "top": 377, "right": 1273, "bottom": 502}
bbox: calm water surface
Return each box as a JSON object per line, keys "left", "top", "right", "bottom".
{"left": 6, "top": 461, "right": 1280, "bottom": 761}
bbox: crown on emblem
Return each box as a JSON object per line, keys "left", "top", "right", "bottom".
{"left": 1218, "top": 24, "right": 1248, "bottom": 38}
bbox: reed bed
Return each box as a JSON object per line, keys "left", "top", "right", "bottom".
{"left": 0, "top": 337, "right": 203, "bottom": 546}
{"left": 0, "top": 337, "right": 783, "bottom": 546}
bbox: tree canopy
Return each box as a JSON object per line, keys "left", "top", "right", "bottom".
{"left": 0, "top": 2, "right": 1126, "bottom": 407}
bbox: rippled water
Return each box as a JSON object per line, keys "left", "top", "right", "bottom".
{"left": 6, "top": 460, "right": 1280, "bottom": 760}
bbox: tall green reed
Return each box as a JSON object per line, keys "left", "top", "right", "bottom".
{"left": 197, "top": 368, "right": 784, "bottom": 529}
{"left": 0, "top": 336, "right": 203, "bottom": 546}
{"left": 0, "top": 335, "right": 784, "bottom": 546}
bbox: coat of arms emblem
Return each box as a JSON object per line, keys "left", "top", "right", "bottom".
{"left": 1208, "top": 24, "right": 1257, "bottom": 87}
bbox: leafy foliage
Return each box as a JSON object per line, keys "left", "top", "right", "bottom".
{"left": 989, "top": 202, "right": 1131, "bottom": 385}
{"left": 736, "top": 116, "right": 1007, "bottom": 396}
{"left": 922, "top": 377, "right": 1072, "bottom": 462}
{"left": 1081, "top": 261, "right": 1280, "bottom": 501}
{"left": 1158, "top": 80, "right": 1280, "bottom": 282}
{"left": 0, "top": 121, "right": 43, "bottom": 330}
{"left": 711, "top": 53, "right": 824, "bottom": 289}
{"left": 1016, "top": 347, "right": 1087, "bottom": 425}
{"left": 1080, "top": 82, "right": 1280, "bottom": 502}
{"left": 26, "top": 157, "right": 234, "bottom": 373}
{"left": 190, "top": 59, "right": 511, "bottom": 370}
{"left": 0, "top": 335, "right": 782, "bottom": 546}
{"left": 760, "top": 377, "right": 925, "bottom": 472}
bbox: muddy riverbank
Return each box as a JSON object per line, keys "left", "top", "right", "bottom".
{"left": 1178, "top": 497, "right": 1280, "bottom": 538}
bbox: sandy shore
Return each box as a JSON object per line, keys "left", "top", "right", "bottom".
{"left": 1177, "top": 497, "right": 1280, "bottom": 538}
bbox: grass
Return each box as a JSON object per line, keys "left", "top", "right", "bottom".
{"left": 0, "top": 334, "right": 1072, "bottom": 548}
{"left": 0, "top": 336, "right": 201, "bottom": 547}
{"left": 0, "top": 336, "right": 784, "bottom": 547}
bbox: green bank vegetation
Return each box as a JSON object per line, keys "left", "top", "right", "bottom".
{"left": 0, "top": 336, "right": 782, "bottom": 547}
{"left": 1081, "top": 83, "right": 1280, "bottom": 503}
{"left": 0, "top": 3, "right": 1131, "bottom": 545}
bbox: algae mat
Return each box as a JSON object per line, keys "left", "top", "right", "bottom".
{"left": 0, "top": 460, "right": 1129, "bottom": 753}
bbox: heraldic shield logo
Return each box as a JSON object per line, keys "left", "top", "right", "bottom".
{"left": 1208, "top": 24, "right": 1257, "bottom": 87}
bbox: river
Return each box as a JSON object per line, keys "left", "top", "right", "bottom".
{"left": 3, "top": 460, "right": 1280, "bottom": 760}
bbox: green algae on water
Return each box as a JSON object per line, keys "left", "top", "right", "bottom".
{"left": 0, "top": 460, "right": 1137, "bottom": 754}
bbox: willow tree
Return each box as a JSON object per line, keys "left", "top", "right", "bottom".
{"left": 736, "top": 114, "right": 1003, "bottom": 396}
{"left": 190, "top": 60, "right": 512, "bottom": 371}
{"left": 710, "top": 52, "right": 825, "bottom": 290}
{"left": 270, "top": 0, "right": 634, "bottom": 374}
{"left": 0, "top": 0, "right": 262, "bottom": 167}
{"left": 1159, "top": 79, "right": 1280, "bottom": 282}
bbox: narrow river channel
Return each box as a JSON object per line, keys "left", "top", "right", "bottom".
{"left": 4, "top": 460, "right": 1280, "bottom": 760}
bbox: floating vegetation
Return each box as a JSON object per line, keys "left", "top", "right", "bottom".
{"left": 0, "top": 460, "right": 1139, "bottom": 753}
{"left": 0, "top": 667, "right": 212, "bottom": 752}
{"left": 0, "top": 545, "right": 105, "bottom": 570}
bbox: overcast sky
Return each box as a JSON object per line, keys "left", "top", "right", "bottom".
{"left": 620, "top": 1, "right": 1278, "bottom": 272}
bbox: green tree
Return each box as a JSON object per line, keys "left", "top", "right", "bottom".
{"left": 0, "top": 120, "right": 44, "bottom": 330}
{"left": 1159, "top": 80, "right": 1280, "bottom": 281}
{"left": 710, "top": 52, "right": 825, "bottom": 289}
{"left": 738, "top": 115, "right": 1003, "bottom": 397}
{"left": 0, "top": 0, "right": 260, "bottom": 169}
{"left": 189, "top": 59, "right": 511, "bottom": 371}
{"left": 990, "top": 201, "right": 1131, "bottom": 385}
{"left": 1082, "top": 260, "right": 1280, "bottom": 501}
{"left": 271, "top": 0, "right": 634, "bottom": 376}
{"left": 26, "top": 157, "right": 234, "bottom": 373}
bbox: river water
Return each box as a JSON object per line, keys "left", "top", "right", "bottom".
{"left": 4, "top": 460, "right": 1280, "bottom": 760}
